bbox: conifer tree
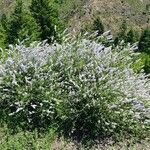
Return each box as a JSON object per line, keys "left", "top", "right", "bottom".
{"left": 0, "top": 14, "right": 8, "bottom": 31}
{"left": 6, "top": 0, "right": 40, "bottom": 45}
{"left": 6, "top": 0, "right": 23, "bottom": 45}
{"left": 143, "top": 54, "right": 150, "bottom": 74}
{"left": 18, "top": 11, "right": 41, "bottom": 45}
{"left": 114, "top": 20, "right": 128, "bottom": 45}
{"left": 93, "top": 17, "right": 104, "bottom": 36}
{"left": 0, "top": 14, "right": 7, "bottom": 48}
{"left": 126, "top": 29, "right": 138, "bottom": 44}
{"left": 30, "top": 0, "right": 62, "bottom": 43}
{"left": 138, "top": 28, "right": 150, "bottom": 54}
{"left": 119, "top": 20, "right": 127, "bottom": 39}
{"left": 0, "top": 25, "right": 6, "bottom": 48}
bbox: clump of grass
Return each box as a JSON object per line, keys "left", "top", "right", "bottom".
{"left": 0, "top": 127, "right": 56, "bottom": 150}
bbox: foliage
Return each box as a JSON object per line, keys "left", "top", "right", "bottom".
{"left": 0, "top": 14, "right": 8, "bottom": 48}
{"left": 92, "top": 17, "right": 105, "bottom": 36}
{"left": 133, "top": 52, "right": 150, "bottom": 75}
{"left": 17, "top": 11, "right": 41, "bottom": 46}
{"left": 126, "top": 28, "right": 139, "bottom": 44}
{"left": 142, "top": 53, "right": 150, "bottom": 74}
{"left": 114, "top": 22, "right": 139, "bottom": 46}
{"left": 30, "top": 0, "right": 62, "bottom": 43}
{"left": 114, "top": 20, "right": 128, "bottom": 45}
{"left": 132, "top": 53, "right": 145, "bottom": 73}
{"left": 0, "top": 14, "right": 8, "bottom": 31}
{"left": 0, "top": 26, "right": 6, "bottom": 49}
{"left": 6, "top": 0, "right": 23, "bottom": 45}
{"left": 2, "top": 0, "right": 40, "bottom": 46}
{"left": 138, "top": 27, "right": 150, "bottom": 54}
{"left": 0, "top": 128, "right": 56, "bottom": 150}
{"left": 0, "top": 33, "right": 150, "bottom": 142}
{"left": 119, "top": 20, "right": 128, "bottom": 39}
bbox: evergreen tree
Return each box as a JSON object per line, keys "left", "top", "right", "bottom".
{"left": 143, "top": 54, "right": 150, "bottom": 74}
{"left": 93, "top": 17, "right": 104, "bottom": 36}
{"left": 138, "top": 28, "right": 150, "bottom": 54}
{"left": 0, "top": 14, "right": 8, "bottom": 48}
{"left": 30, "top": 0, "right": 62, "bottom": 43}
{"left": 126, "top": 29, "right": 138, "bottom": 44}
{"left": 0, "top": 14, "right": 8, "bottom": 31}
{"left": 114, "top": 36, "right": 119, "bottom": 46}
{"left": 114, "top": 20, "right": 128, "bottom": 45}
{"left": 0, "top": 25, "right": 6, "bottom": 48}
{"left": 18, "top": 11, "right": 41, "bottom": 45}
{"left": 5, "top": 0, "right": 40, "bottom": 45}
{"left": 6, "top": 0, "right": 23, "bottom": 45}
{"left": 119, "top": 20, "right": 127, "bottom": 39}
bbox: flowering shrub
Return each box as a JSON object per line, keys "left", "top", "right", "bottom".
{"left": 0, "top": 33, "right": 150, "bottom": 140}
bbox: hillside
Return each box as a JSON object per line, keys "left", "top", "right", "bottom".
{"left": 67, "top": 0, "right": 150, "bottom": 34}
{"left": 0, "top": 0, "right": 150, "bottom": 34}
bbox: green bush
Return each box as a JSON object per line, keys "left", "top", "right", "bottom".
{"left": 0, "top": 34, "right": 150, "bottom": 141}
{"left": 133, "top": 53, "right": 150, "bottom": 74}
{"left": 138, "top": 28, "right": 150, "bottom": 54}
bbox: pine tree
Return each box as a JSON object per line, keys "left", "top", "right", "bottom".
{"left": 143, "top": 54, "right": 150, "bottom": 74}
{"left": 126, "top": 29, "right": 138, "bottom": 44}
{"left": 18, "top": 11, "right": 41, "bottom": 45}
{"left": 118, "top": 20, "right": 128, "bottom": 41}
{"left": 0, "top": 14, "right": 8, "bottom": 31}
{"left": 5, "top": 0, "right": 40, "bottom": 46}
{"left": 0, "top": 14, "right": 7, "bottom": 48}
{"left": 30, "top": 0, "right": 62, "bottom": 43}
{"left": 6, "top": 0, "right": 23, "bottom": 45}
{"left": 138, "top": 28, "right": 150, "bottom": 54}
{"left": 0, "top": 25, "right": 6, "bottom": 48}
{"left": 93, "top": 17, "right": 104, "bottom": 36}
{"left": 114, "top": 20, "right": 128, "bottom": 45}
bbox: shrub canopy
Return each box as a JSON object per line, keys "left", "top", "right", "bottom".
{"left": 0, "top": 33, "right": 150, "bottom": 141}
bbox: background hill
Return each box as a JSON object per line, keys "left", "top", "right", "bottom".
{"left": 0, "top": 0, "right": 150, "bottom": 34}
{"left": 67, "top": 0, "right": 150, "bottom": 34}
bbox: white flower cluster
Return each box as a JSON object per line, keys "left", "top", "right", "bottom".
{"left": 0, "top": 32, "right": 150, "bottom": 128}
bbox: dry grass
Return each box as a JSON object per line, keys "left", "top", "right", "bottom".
{"left": 51, "top": 138, "right": 150, "bottom": 150}
{"left": 0, "top": 126, "right": 149, "bottom": 150}
{"left": 68, "top": 0, "right": 149, "bottom": 35}
{"left": 0, "top": 0, "right": 149, "bottom": 35}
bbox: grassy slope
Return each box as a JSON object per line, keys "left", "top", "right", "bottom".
{"left": 126, "top": 0, "right": 145, "bottom": 10}
{"left": 67, "top": 0, "right": 149, "bottom": 35}
{"left": 0, "top": 0, "right": 149, "bottom": 34}
{"left": 0, "top": 0, "right": 31, "bottom": 17}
